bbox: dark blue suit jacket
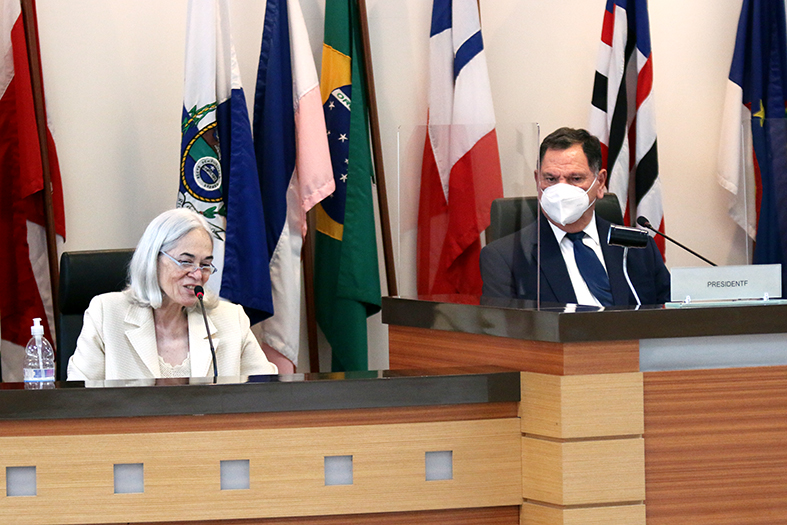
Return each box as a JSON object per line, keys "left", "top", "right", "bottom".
{"left": 480, "top": 213, "right": 670, "bottom": 306}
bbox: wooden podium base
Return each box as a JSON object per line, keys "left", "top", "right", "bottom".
{"left": 0, "top": 370, "right": 523, "bottom": 525}
{"left": 388, "top": 317, "right": 787, "bottom": 524}
{"left": 390, "top": 325, "right": 646, "bottom": 524}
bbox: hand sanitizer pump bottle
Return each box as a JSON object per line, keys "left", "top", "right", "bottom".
{"left": 23, "top": 318, "right": 55, "bottom": 389}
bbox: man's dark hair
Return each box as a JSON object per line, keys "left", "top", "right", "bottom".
{"left": 539, "top": 127, "right": 603, "bottom": 173}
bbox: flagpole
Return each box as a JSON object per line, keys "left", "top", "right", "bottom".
{"left": 356, "top": 0, "right": 398, "bottom": 297}
{"left": 20, "top": 0, "right": 60, "bottom": 333}
{"left": 302, "top": 217, "right": 320, "bottom": 373}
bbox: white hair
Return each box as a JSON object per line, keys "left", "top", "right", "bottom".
{"left": 126, "top": 208, "right": 218, "bottom": 309}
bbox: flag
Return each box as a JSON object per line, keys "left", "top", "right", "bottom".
{"left": 315, "top": 0, "right": 381, "bottom": 372}
{"left": 718, "top": 0, "right": 787, "bottom": 293}
{"left": 416, "top": 0, "right": 503, "bottom": 296}
{"left": 253, "top": 0, "right": 334, "bottom": 365}
{"left": 589, "top": 0, "right": 665, "bottom": 255}
{"left": 179, "top": 0, "right": 273, "bottom": 320}
{"left": 0, "top": 0, "right": 65, "bottom": 380}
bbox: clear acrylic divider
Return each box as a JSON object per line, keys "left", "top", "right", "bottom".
{"left": 666, "top": 115, "right": 785, "bottom": 306}
{"left": 395, "top": 123, "right": 540, "bottom": 306}
{"left": 393, "top": 116, "right": 782, "bottom": 315}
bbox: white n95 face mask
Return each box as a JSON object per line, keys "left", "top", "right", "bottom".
{"left": 539, "top": 178, "right": 598, "bottom": 226}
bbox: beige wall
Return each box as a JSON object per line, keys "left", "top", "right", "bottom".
{"left": 37, "top": 0, "right": 747, "bottom": 371}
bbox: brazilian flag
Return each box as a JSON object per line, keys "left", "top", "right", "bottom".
{"left": 315, "top": 0, "right": 381, "bottom": 371}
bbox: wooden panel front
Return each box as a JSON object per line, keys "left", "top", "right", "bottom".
{"left": 644, "top": 366, "right": 787, "bottom": 524}
{"left": 131, "top": 506, "right": 522, "bottom": 524}
{"left": 522, "top": 436, "right": 645, "bottom": 506}
{"left": 388, "top": 325, "right": 638, "bottom": 375}
{"left": 561, "top": 340, "right": 639, "bottom": 375}
{"left": 0, "top": 402, "right": 519, "bottom": 437}
{"left": 520, "top": 372, "right": 644, "bottom": 439}
{"left": 0, "top": 419, "right": 522, "bottom": 525}
{"left": 521, "top": 501, "right": 646, "bottom": 525}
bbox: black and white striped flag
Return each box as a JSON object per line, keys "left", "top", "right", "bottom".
{"left": 589, "top": 0, "right": 665, "bottom": 256}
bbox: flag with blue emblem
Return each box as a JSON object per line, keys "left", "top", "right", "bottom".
{"left": 718, "top": 0, "right": 787, "bottom": 295}
{"left": 179, "top": 0, "right": 273, "bottom": 320}
{"left": 253, "top": 0, "right": 334, "bottom": 365}
{"left": 315, "top": 0, "right": 381, "bottom": 372}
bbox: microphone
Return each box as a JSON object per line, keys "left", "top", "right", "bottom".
{"left": 194, "top": 285, "right": 218, "bottom": 380}
{"left": 608, "top": 224, "right": 649, "bottom": 248}
{"left": 636, "top": 216, "right": 717, "bottom": 267}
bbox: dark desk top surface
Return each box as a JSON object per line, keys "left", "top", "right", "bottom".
{"left": 0, "top": 367, "right": 520, "bottom": 421}
{"left": 382, "top": 295, "right": 787, "bottom": 343}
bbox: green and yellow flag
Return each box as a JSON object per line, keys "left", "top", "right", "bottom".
{"left": 315, "top": 0, "right": 381, "bottom": 371}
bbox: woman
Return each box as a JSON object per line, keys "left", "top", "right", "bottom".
{"left": 67, "top": 208, "right": 278, "bottom": 380}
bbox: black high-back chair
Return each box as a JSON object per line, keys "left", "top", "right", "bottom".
{"left": 57, "top": 249, "right": 134, "bottom": 381}
{"left": 486, "top": 193, "right": 625, "bottom": 243}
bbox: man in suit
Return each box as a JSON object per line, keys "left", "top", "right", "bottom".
{"left": 480, "top": 127, "right": 670, "bottom": 306}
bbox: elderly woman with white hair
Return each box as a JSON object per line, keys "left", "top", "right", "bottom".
{"left": 67, "top": 208, "right": 278, "bottom": 381}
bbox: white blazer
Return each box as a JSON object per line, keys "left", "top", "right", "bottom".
{"left": 67, "top": 291, "right": 278, "bottom": 381}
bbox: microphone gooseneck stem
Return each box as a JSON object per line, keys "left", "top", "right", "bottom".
{"left": 638, "top": 217, "right": 718, "bottom": 267}
{"left": 622, "top": 247, "right": 641, "bottom": 306}
{"left": 195, "top": 289, "right": 218, "bottom": 381}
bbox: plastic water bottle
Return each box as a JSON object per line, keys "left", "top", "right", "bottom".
{"left": 24, "top": 318, "right": 55, "bottom": 389}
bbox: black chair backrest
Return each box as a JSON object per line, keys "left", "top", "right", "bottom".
{"left": 57, "top": 249, "right": 134, "bottom": 381}
{"left": 486, "top": 193, "right": 625, "bottom": 243}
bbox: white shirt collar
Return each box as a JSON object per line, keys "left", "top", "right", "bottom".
{"left": 547, "top": 211, "right": 606, "bottom": 307}
{"left": 547, "top": 211, "right": 599, "bottom": 246}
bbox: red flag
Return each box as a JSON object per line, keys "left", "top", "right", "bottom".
{"left": 416, "top": 0, "right": 503, "bottom": 296}
{"left": 0, "top": 0, "right": 65, "bottom": 372}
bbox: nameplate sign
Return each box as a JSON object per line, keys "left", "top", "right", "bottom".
{"left": 670, "top": 264, "right": 782, "bottom": 302}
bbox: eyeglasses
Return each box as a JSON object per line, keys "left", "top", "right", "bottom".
{"left": 159, "top": 251, "right": 217, "bottom": 275}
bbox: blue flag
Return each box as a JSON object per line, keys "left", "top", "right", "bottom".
{"left": 179, "top": 0, "right": 273, "bottom": 320}
{"left": 252, "top": 0, "right": 333, "bottom": 362}
{"left": 727, "top": 0, "right": 787, "bottom": 294}
{"left": 254, "top": 0, "right": 295, "bottom": 261}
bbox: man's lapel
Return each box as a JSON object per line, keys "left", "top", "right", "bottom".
{"left": 535, "top": 214, "right": 577, "bottom": 304}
